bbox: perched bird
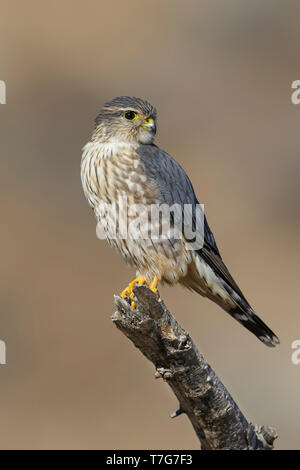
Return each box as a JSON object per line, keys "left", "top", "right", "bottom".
{"left": 81, "top": 96, "right": 279, "bottom": 347}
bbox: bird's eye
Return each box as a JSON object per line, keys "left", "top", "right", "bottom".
{"left": 124, "top": 111, "right": 138, "bottom": 121}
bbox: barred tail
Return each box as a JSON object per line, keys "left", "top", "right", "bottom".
{"left": 227, "top": 294, "right": 280, "bottom": 347}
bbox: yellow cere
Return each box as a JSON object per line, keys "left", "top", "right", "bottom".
{"left": 144, "top": 118, "right": 153, "bottom": 125}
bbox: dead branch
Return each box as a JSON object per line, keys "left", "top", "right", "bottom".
{"left": 112, "top": 285, "right": 277, "bottom": 450}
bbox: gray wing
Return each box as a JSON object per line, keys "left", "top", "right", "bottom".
{"left": 137, "top": 143, "right": 247, "bottom": 301}
{"left": 137, "top": 144, "right": 280, "bottom": 347}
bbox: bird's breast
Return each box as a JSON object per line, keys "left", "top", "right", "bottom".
{"left": 80, "top": 141, "right": 195, "bottom": 282}
{"left": 81, "top": 140, "right": 157, "bottom": 209}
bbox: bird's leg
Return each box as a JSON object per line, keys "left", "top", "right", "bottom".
{"left": 149, "top": 275, "right": 159, "bottom": 295}
{"left": 120, "top": 275, "right": 159, "bottom": 309}
{"left": 120, "top": 275, "right": 146, "bottom": 298}
{"left": 129, "top": 275, "right": 159, "bottom": 308}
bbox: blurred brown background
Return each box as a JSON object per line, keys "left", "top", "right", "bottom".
{"left": 0, "top": 0, "right": 299, "bottom": 450}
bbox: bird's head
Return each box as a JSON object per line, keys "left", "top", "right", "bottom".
{"left": 92, "top": 96, "right": 157, "bottom": 145}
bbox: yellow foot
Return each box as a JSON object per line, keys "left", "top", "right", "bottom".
{"left": 120, "top": 275, "right": 159, "bottom": 309}
{"left": 149, "top": 275, "right": 159, "bottom": 295}
{"left": 120, "top": 275, "right": 146, "bottom": 309}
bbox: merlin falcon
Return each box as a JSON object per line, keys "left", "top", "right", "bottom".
{"left": 81, "top": 96, "right": 279, "bottom": 347}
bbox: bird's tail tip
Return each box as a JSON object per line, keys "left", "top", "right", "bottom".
{"left": 229, "top": 304, "right": 280, "bottom": 347}
{"left": 258, "top": 333, "right": 280, "bottom": 347}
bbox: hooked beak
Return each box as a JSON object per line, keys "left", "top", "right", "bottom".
{"left": 143, "top": 117, "right": 156, "bottom": 133}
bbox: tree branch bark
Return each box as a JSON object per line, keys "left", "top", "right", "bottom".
{"left": 112, "top": 285, "right": 278, "bottom": 450}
